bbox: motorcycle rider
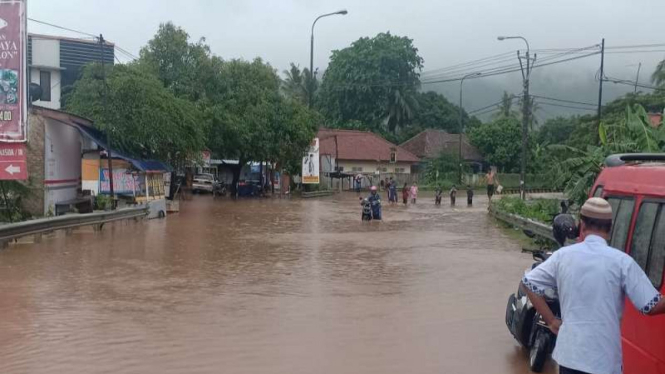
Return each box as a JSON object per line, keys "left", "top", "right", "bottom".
{"left": 366, "top": 185, "right": 382, "bottom": 220}
{"left": 522, "top": 197, "right": 665, "bottom": 374}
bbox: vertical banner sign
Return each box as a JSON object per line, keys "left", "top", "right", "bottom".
{"left": 302, "top": 138, "right": 319, "bottom": 184}
{"left": 0, "top": 0, "right": 26, "bottom": 142}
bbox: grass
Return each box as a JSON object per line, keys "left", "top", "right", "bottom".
{"left": 493, "top": 196, "right": 561, "bottom": 224}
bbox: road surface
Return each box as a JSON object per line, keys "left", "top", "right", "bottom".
{"left": 0, "top": 192, "right": 555, "bottom": 374}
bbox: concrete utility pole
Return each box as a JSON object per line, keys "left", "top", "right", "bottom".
{"left": 634, "top": 62, "right": 642, "bottom": 93}
{"left": 498, "top": 36, "right": 535, "bottom": 200}
{"left": 596, "top": 38, "right": 605, "bottom": 145}
{"left": 99, "top": 34, "right": 115, "bottom": 208}
{"left": 458, "top": 72, "right": 481, "bottom": 185}
{"left": 309, "top": 10, "right": 347, "bottom": 108}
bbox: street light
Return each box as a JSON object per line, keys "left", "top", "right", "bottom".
{"left": 459, "top": 72, "right": 481, "bottom": 185}
{"left": 498, "top": 35, "right": 531, "bottom": 200}
{"left": 309, "top": 9, "right": 348, "bottom": 107}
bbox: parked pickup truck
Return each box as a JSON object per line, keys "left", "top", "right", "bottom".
{"left": 192, "top": 174, "right": 218, "bottom": 194}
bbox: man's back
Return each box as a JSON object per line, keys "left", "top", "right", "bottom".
{"left": 524, "top": 235, "right": 661, "bottom": 374}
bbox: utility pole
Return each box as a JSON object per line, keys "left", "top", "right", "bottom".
{"left": 498, "top": 36, "right": 533, "bottom": 200}
{"left": 99, "top": 34, "right": 115, "bottom": 208}
{"left": 634, "top": 62, "right": 642, "bottom": 93}
{"left": 596, "top": 38, "right": 605, "bottom": 145}
{"left": 459, "top": 72, "right": 480, "bottom": 185}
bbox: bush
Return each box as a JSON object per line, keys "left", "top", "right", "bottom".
{"left": 95, "top": 194, "right": 112, "bottom": 210}
{"left": 493, "top": 196, "right": 560, "bottom": 223}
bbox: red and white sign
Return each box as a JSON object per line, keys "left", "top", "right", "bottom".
{"left": 0, "top": 0, "right": 27, "bottom": 142}
{"left": 0, "top": 142, "right": 26, "bottom": 179}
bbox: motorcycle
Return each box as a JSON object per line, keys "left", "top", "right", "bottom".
{"left": 360, "top": 197, "right": 373, "bottom": 221}
{"left": 504, "top": 213, "right": 577, "bottom": 372}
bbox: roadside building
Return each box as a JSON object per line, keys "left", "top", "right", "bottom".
{"left": 28, "top": 33, "right": 114, "bottom": 109}
{"left": 317, "top": 129, "right": 420, "bottom": 190}
{"left": 25, "top": 107, "right": 168, "bottom": 218}
{"left": 399, "top": 129, "right": 484, "bottom": 172}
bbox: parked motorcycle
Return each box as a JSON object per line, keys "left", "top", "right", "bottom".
{"left": 504, "top": 213, "right": 577, "bottom": 372}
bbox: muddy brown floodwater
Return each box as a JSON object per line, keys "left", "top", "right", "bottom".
{"left": 0, "top": 192, "right": 556, "bottom": 374}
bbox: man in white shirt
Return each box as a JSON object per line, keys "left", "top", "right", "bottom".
{"left": 523, "top": 197, "right": 665, "bottom": 374}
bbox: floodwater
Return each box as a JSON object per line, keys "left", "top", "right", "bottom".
{"left": 0, "top": 192, "right": 556, "bottom": 374}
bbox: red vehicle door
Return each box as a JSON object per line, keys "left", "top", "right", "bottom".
{"left": 621, "top": 198, "right": 665, "bottom": 374}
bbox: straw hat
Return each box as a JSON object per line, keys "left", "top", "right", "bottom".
{"left": 580, "top": 197, "right": 613, "bottom": 220}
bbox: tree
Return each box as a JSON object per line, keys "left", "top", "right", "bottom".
{"left": 494, "top": 91, "right": 518, "bottom": 119}
{"left": 317, "top": 32, "right": 423, "bottom": 132}
{"left": 468, "top": 117, "right": 523, "bottom": 172}
{"left": 411, "top": 91, "right": 466, "bottom": 133}
{"left": 65, "top": 64, "right": 206, "bottom": 163}
{"left": 552, "top": 104, "right": 665, "bottom": 206}
{"left": 536, "top": 116, "right": 577, "bottom": 145}
{"left": 206, "top": 58, "right": 318, "bottom": 193}
{"left": 281, "top": 63, "right": 318, "bottom": 106}
{"left": 138, "top": 22, "right": 214, "bottom": 102}
{"left": 652, "top": 59, "right": 665, "bottom": 86}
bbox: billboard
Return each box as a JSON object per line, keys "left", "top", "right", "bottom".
{"left": 100, "top": 168, "right": 139, "bottom": 195}
{"left": 0, "top": 0, "right": 26, "bottom": 142}
{"left": 302, "top": 138, "right": 319, "bottom": 184}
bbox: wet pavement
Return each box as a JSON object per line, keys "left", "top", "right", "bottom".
{"left": 0, "top": 192, "right": 556, "bottom": 374}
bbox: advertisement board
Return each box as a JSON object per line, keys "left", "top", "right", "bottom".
{"left": 100, "top": 168, "right": 138, "bottom": 195}
{"left": 302, "top": 138, "right": 319, "bottom": 184}
{"left": 0, "top": 0, "right": 26, "bottom": 142}
{"left": 0, "top": 142, "right": 25, "bottom": 179}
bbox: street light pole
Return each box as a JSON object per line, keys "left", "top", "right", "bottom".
{"left": 498, "top": 35, "right": 533, "bottom": 200}
{"left": 459, "top": 72, "right": 481, "bottom": 185}
{"left": 309, "top": 9, "right": 348, "bottom": 108}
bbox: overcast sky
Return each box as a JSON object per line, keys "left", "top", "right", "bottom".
{"left": 28, "top": 0, "right": 665, "bottom": 117}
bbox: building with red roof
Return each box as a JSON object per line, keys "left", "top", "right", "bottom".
{"left": 317, "top": 129, "right": 420, "bottom": 177}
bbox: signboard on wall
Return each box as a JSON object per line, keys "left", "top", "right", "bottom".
{"left": 0, "top": 142, "right": 25, "bottom": 179}
{"left": 0, "top": 0, "right": 27, "bottom": 142}
{"left": 302, "top": 138, "right": 319, "bottom": 184}
{"left": 100, "top": 168, "right": 137, "bottom": 195}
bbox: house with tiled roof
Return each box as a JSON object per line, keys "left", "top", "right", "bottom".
{"left": 400, "top": 129, "right": 483, "bottom": 165}
{"left": 318, "top": 129, "right": 420, "bottom": 176}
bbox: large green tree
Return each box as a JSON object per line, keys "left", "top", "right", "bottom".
{"left": 282, "top": 63, "right": 318, "bottom": 106}
{"left": 468, "top": 117, "right": 523, "bottom": 172}
{"left": 65, "top": 64, "right": 206, "bottom": 162}
{"left": 317, "top": 32, "right": 424, "bottom": 133}
{"left": 138, "top": 22, "right": 215, "bottom": 102}
{"left": 206, "top": 58, "right": 318, "bottom": 191}
{"left": 412, "top": 91, "right": 466, "bottom": 133}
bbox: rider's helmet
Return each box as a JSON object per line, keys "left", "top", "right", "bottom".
{"left": 552, "top": 214, "right": 578, "bottom": 247}
{"left": 370, "top": 186, "right": 378, "bottom": 192}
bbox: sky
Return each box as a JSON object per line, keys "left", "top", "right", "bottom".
{"left": 28, "top": 0, "right": 665, "bottom": 118}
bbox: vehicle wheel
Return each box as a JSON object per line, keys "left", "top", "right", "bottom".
{"left": 529, "top": 331, "right": 549, "bottom": 373}
{"left": 505, "top": 294, "right": 516, "bottom": 329}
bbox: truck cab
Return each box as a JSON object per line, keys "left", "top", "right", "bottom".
{"left": 591, "top": 153, "right": 665, "bottom": 374}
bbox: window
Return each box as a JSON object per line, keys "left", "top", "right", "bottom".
{"left": 376, "top": 167, "right": 387, "bottom": 172}
{"left": 606, "top": 197, "right": 635, "bottom": 251}
{"left": 593, "top": 186, "right": 604, "bottom": 197}
{"left": 648, "top": 207, "right": 665, "bottom": 288}
{"left": 352, "top": 167, "right": 363, "bottom": 172}
{"left": 336, "top": 166, "right": 344, "bottom": 172}
{"left": 630, "top": 202, "right": 659, "bottom": 270}
{"left": 40, "top": 71, "right": 51, "bottom": 102}
{"left": 394, "top": 167, "right": 405, "bottom": 173}
{"left": 390, "top": 151, "right": 397, "bottom": 163}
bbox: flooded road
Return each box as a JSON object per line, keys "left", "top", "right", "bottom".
{"left": 0, "top": 192, "right": 555, "bottom": 374}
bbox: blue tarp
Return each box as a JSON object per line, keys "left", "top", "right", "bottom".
{"left": 74, "top": 122, "right": 171, "bottom": 173}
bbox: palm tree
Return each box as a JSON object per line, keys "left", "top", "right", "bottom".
{"left": 493, "top": 91, "right": 518, "bottom": 119}
{"left": 651, "top": 59, "right": 665, "bottom": 86}
{"left": 384, "top": 87, "right": 418, "bottom": 133}
{"left": 282, "top": 63, "right": 307, "bottom": 103}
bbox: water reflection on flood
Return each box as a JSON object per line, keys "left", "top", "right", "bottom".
{"left": 0, "top": 192, "right": 555, "bottom": 374}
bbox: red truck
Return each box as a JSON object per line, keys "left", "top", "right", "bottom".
{"left": 590, "top": 153, "right": 665, "bottom": 374}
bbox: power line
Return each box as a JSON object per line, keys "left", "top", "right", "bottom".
{"left": 604, "top": 76, "right": 665, "bottom": 91}
{"left": 468, "top": 96, "right": 515, "bottom": 114}
{"left": 535, "top": 101, "right": 597, "bottom": 111}
{"left": 28, "top": 18, "right": 98, "bottom": 38}
{"left": 530, "top": 94, "right": 597, "bottom": 107}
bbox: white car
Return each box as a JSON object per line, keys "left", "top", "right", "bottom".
{"left": 192, "top": 174, "right": 217, "bottom": 194}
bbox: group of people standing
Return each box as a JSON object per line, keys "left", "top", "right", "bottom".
{"left": 380, "top": 177, "right": 419, "bottom": 205}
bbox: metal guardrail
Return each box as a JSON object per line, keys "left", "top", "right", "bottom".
{"left": 0, "top": 206, "right": 148, "bottom": 244}
{"left": 489, "top": 205, "right": 556, "bottom": 243}
{"left": 302, "top": 190, "right": 335, "bottom": 198}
